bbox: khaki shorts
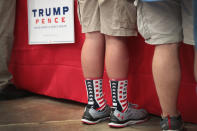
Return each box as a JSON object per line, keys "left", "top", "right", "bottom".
{"left": 137, "top": 0, "right": 194, "bottom": 45}
{"left": 77, "top": 0, "right": 137, "bottom": 36}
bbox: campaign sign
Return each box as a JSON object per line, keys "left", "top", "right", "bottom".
{"left": 28, "top": 0, "right": 75, "bottom": 44}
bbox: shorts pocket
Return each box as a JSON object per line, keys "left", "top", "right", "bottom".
{"left": 112, "top": 0, "right": 137, "bottom": 30}
{"left": 137, "top": 1, "right": 151, "bottom": 40}
{"left": 77, "top": 0, "right": 85, "bottom": 24}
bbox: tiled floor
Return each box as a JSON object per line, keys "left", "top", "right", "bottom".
{"left": 0, "top": 95, "right": 197, "bottom": 131}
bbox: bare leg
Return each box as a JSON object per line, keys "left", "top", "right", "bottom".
{"left": 105, "top": 35, "right": 130, "bottom": 113}
{"left": 81, "top": 32, "right": 107, "bottom": 113}
{"left": 81, "top": 32, "right": 105, "bottom": 78}
{"left": 194, "top": 49, "right": 197, "bottom": 82}
{"left": 152, "top": 43, "right": 181, "bottom": 117}
{"left": 105, "top": 35, "right": 129, "bottom": 79}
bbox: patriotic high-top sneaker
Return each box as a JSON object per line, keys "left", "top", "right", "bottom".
{"left": 160, "top": 115, "right": 185, "bottom": 131}
{"left": 108, "top": 79, "right": 149, "bottom": 127}
{"left": 82, "top": 104, "right": 111, "bottom": 124}
{"left": 81, "top": 79, "right": 111, "bottom": 124}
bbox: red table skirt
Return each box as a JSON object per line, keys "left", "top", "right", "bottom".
{"left": 10, "top": 0, "right": 197, "bottom": 124}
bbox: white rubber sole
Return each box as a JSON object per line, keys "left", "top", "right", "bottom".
{"left": 163, "top": 129, "right": 184, "bottom": 131}
{"left": 81, "top": 117, "right": 109, "bottom": 125}
{"left": 108, "top": 119, "right": 148, "bottom": 128}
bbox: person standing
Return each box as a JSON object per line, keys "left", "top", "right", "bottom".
{"left": 194, "top": 0, "right": 197, "bottom": 84}
{"left": 0, "top": 0, "right": 30, "bottom": 100}
{"left": 137, "top": 0, "right": 195, "bottom": 130}
{"left": 77, "top": 0, "right": 148, "bottom": 127}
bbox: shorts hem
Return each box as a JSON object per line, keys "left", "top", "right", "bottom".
{"left": 101, "top": 29, "right": 137, "bottom": 37}
{"left": 81, "top": 26, "right": 100, "bottom": 34}
{"left": 183, "top": 39, "right": 195, "bottom": 45}
{"left": 82, "top": 27, "right": 137, "bottom": 36}
{"left": 145, "top": 35, "right": 182, "bottom": 45}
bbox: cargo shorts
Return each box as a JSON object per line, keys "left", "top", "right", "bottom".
{"left": 77, "top": 0, "right": 137, "bottom": 36}
{"left": 137, "top": 0, "right": 194, "bottom": 45}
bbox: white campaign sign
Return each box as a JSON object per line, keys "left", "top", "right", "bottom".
{"left": 28, "top": 0, "right": 75, "bottom": 44}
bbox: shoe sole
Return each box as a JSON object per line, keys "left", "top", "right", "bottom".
{"left": 163, "top": 129, "right": 185, "bottom": 131}
{"left": 162, "top": 130, "right": 183, "bottom": 131}
{"left": 162, "top": 125, "right": 185, "bottom": 131}
{"left": 108, "top": 117, "right": 149, "bottom": 128}
{"left": 81, "top": 117, "right": 109, "bottom": 125}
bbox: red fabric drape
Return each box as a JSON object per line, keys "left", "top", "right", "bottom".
{"left": 10, "top": 0, "right": 197, "bottom": 124}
